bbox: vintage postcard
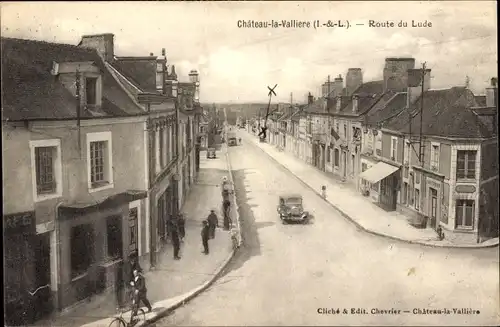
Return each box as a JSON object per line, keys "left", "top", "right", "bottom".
{"left": 2, "top": 1, "right": 498, "bottom": 326}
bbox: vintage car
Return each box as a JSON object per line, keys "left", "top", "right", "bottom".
{"left": 277, "top": 194, "right": 309, "bottom": 224}
{"left": 206, "top": 148, "right": 216, "bottom": 159}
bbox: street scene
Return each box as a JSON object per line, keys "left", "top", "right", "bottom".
{"left": 2, "top": 1, "right": 499, "bottom": 327}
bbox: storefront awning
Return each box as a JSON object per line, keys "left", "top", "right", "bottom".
{"left": 359, "top": 162, "right": 399, "bottom": 184}
{"left": 60, "top": 190, "right": 147, "bottom": 216}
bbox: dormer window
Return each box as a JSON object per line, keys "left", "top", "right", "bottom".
{"left": 85, "top": 77, "right": 98, "bottom": 105}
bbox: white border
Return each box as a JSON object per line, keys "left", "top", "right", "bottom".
{"left": 86, "top": 131, "right": 114, "bottom": 193}
{"left": 29, "top": 139, "right": 63, "bottom": 202}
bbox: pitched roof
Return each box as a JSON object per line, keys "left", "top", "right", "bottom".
{"left": 384, "top": 87, "right": 494, "bottom": 138}
{"left": 337, "top": 81, "right": 385, "bottom": 115}
{"left": 2, "top": 37, "right": 144, "bottom": 121}
{"left": 365, "top": 91, "right": 406, "bottom": 126}
{"left": 304, "top": 98, "right": 327, "bottom": 114}
{"left": 112, "top": 58, "right": 157, "bottom": 92}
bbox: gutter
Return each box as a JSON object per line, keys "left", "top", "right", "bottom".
{"left": 3, "top": 112, "right": 149, "bottom": 123}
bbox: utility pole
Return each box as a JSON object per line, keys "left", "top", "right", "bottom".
{"left": 418, "top": 62, "right": 426, "bottom": 165}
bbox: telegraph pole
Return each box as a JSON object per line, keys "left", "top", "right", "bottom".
{"left": 418, "top": 62, "right": 426, "bottom": 165}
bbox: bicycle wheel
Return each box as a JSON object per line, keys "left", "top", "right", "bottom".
{"left": 108, "top": 317, "right": 126, "bottom": 327}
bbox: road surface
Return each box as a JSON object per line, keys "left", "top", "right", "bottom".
{"left": 153, "top": 129, "right": 499, "bottom": 326}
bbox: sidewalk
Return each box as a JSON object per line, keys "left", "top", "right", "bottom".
{"left": 241, "top": 130, "right": 499, "bottom": 249}
{"left": 31, "top": 148, "right": 236, "bottom": 327}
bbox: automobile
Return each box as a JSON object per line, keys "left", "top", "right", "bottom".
{"left": 228, "top": 138, "right": 237, "bottom": 146}
{"left": 277, "top": 194, "right": 309, "bottom": 224}
{"left": 206, "top": 148, "right": 216, "bottom": 159}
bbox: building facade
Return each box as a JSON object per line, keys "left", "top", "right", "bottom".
{"left": 2, "top": 36, "right": 148, "bottom": 323}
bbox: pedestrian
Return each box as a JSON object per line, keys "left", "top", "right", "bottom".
{"left": 201, "top": 220, "right": 210, "bottom": 254}
{"left": 130, "top": 270, "right": 152, "bottom": 315}
{"left": 207, "top": 209, "right": 218, "bottom": 239}
{"left": 178, "top": 213, "right": 186, "bottom": 243}
{"left": 223, "top": 199, "right": 231, "bottom": 230}
{"left": 171, "top": 218, "right": 181, "bottom": 260}
{"left": 129, "top": 250, "right": 143, "bottom": 281}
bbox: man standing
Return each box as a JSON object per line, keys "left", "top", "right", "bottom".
{"left": 207, "top": 210, "right": 218, "bottom": 239}
{"left": 178, "top": 214, "right": 186, "bottom": 243}
{"left": 223, "top": 199, "right": 231, "bottom": 230}
{"left": 201, "top": 220, "right": 210, "bottom": 254}
{"left": 130, "top": 270, "right": 152, "bottom": 315}
{"left": 171, "top": 218, "right": 181, "bottom": 260}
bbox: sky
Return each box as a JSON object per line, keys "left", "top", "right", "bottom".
{"left": 1, "top": 1, "right": 497, "bottom": 103}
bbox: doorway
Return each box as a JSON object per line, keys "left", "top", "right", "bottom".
{"left": 342, "top": 151, "right": 347, "bottom": 178}
{"left": 32, "top": 233, "right": 53, "bottom": 320}
{"left": 429, "top": 188, "right": 438, "bottom": 228}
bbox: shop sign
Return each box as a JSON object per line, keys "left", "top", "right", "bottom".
{"left": 455, "top": 185, "right": 476, "bottom": 193}
{"left": 427, "top": 179, "right": 441, "bottom": 189}
{"left": 4, "top": 211, "right": 35, "bottom": 235}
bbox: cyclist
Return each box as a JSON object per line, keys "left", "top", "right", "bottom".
{"left": 129, "top": 270, "right": 152, "bottom": 317}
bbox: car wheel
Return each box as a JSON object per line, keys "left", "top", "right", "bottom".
{"left": 282, "top": 219, "right": 288, "bottom": 224}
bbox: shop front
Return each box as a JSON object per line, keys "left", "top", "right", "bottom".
{"left": 359, "top": 161, "right": 400, "bottom": 211}
{"left": 57, "top": 190, "right": 146, "bottom": 309}
{"left": 4, "top": 211, "right": 37, "bottom": 326}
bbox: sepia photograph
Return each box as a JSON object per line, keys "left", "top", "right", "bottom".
{"left": 1, "top": 1, "right": 498, "bottom": 326}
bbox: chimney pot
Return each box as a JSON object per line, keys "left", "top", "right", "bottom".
{"left": 491, "top": 77, "right": 498, "bottom": 87}
{"left": 150, "top": 53, "right": 154, "bottom": 56}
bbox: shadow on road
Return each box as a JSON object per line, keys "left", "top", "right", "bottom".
{"left": 220, "top": 169, "right": 262, "bottom": 278}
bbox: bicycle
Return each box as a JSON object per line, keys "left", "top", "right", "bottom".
{"left": 108, "top": 288, "right": 146, "bottom": 327}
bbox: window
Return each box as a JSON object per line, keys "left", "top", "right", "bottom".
{"left": 327, "top": 147, "right": 331, "bottom": 163}
{"left": 457, "top": 150, "right": 476, "bottom": 179}
{"left": 159, "top": 126, "right": 165, "bottom": 168}
{"left": 87, "top": 132, "right": 113, "bottom": 192}
{"left": 391, "top": 136, "right": 398, "bottom": 160}
{"left": 404, "top": 166, "right": 409, "bottom": 178}
{"left": 334, "top": 149, "right": 340, "bottom": 167}
{"left": 415, "top": 188, "right": 420, "bottom": 210}
{"left": 351, "top": 154, "right": 355, "bottom": 174}
{"left": 404, "top": 141, "right": 410, "bottom": 164}
{"left": 129, "top": 207, "right": 138, "bottom": 252}
{"left": 343, "top": 124, "right": 347, "bottom": 139}
{"left": 71, "top": 224, "right": 94, "bottom": 278}
{"left": 106, "top": 215, "right": 123, "bottom": 259}
{"left": 336, "top": 122, "right": 339, "bottom": 133}
{"left": 85, "top": 77, "right": 97, "bottom": 105}
{"left": 431, "top": 142, "right": 440, "bottom": 170}
{"left": 455, "top": 200, "right": 474, "bottom": 229}
{"left": 30, "top": 139, "right": 62, "bottom": 202}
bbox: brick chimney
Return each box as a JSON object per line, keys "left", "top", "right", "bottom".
{"left": 79, "top": 33, "right": 115, "bottom": 62}
{"left": 383, "top": 57, "right": 416, "bottom": 92}
{"left": 486, "top": 77, "right": 498, "bottom": 108}
{"left": 333, "top": 75, "right": 343, "bottom": 96}
{"left": 307, "top": 92, "right": 314, "bottom": 105}
{"left": 407, "top": 68, "right": 432, "bottom": 106}
{"left": 346, "top": 68, "right": 363, "bottom": 96}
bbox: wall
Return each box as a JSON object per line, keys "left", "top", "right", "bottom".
{"left": 381, "top": 132, "right": 403, "bottom": 162}
{"left": 2, "top": 124, "right": 34, "bottom": 214}
{"left": 481, "top": 140, "right": 499, "bottom": 181}
{"left": 3, "top": 119, "right": 146, "bottom": 224}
